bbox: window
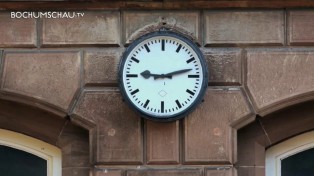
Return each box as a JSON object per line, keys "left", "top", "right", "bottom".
{"left": 266, "top": 131, "right": 314, "bottom": 176}
{"left": 0, "top": 129, "right": 61, "bottom": 176}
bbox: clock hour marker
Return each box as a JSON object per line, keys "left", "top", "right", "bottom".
{"left": 126, "top": 74, "right": 138, "bottom": 78}
{"left": 131, "top": 57, "right": 140, "bottom": 63}
{"left": 188, "top": 75, "right": 200, "bottom": 78}
{"left": 161, "top": 101, "right": 164, "bottom": 113}
{"left": 176, "top": 44, "right": 182, "bottom": 53}
{"left": 175, "top": 100, "right": 182, "bottom": 108}
{"left": 131, "top": 89, "right": 139, "bottom": 95}
{"left": 144, "top": 99, "right": 150, "bottom": 108}
{"left": 144, "top": 44, "right": 150, "bottom": 53}
{"left": 186, "top": 89, "right": 195, "bottom": 96}
{"left": 186, "top": 57, "right": 195, "bottom": 64}
{"left": 161, "top": 39, "right": 165, "bottom": 51}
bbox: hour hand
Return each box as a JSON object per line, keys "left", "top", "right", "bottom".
{"left": 140, "top": 70, "right": 172, "bottom": 79}
{"left": 164, "top": 69, "right": 192, "bottom": 77}
{"left": 141, "top": 70, "right": 154, "bottom": 79}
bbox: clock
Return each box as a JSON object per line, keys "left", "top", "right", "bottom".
{"left": 119, "top": 30, "right": 208, "bottom": 121}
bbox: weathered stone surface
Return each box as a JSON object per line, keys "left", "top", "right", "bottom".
{"left": 43, "top": 12, "right": 120, "bottom": 46}
{"left": 203, "top": 48, "right": 242, "bottom": 85}
{"left": 2, "top": 52, "right": 81, "bottom": 111}
{"left": 247, "top": 50, "right": 314, "bottom": 112}
{"left": 84, "top": 49, "right": 122, "bottom": 85}
{"left": 237, "top": 120, "right": 270, "bottom": 167}
{"left": 147, "top": 121, "right": 179, "bottom": 164}
{"left": 57, "top": 122, "right": 89, "bottom": 168}
{"left": 0, "top": 99, "right": 66, "bottom": 145}
{"left": 288, "top": 11, "right": 314, "bottom": 45}
{"left": 73, "top": 90, "right": 142, "bottom": 163}
{"left": 94, "top": 169, "right": 122, "bottom": 176}
{"left": 184, "top": 89, "right": 251, "bottom": 163}
{"left": 206, "top": 168, "right": 233, "bottom": 176}
{"left": 0, "top": 50, "right": 3, "bottom": 68}
{"left": 261, "top": 101, "right": 314, "bottom": 146}
{"left": 237, "top": 167, "right": 265, "bottom": 176}
{"left": 0, "top": 13, "right": 36, "bottom": 47}
{"left": 237, "top": 102, "right": 314, "bottom": 176}
{"left": 127, "top": 169, "right": 202, "bottom": 176}
{"left": 123, "top": 11, "right": 200, "bottom": 44}
{"left": 205, "top": 11, "right": 284, "bottom": 45}
{"left": 62, "top": 167, "right": 90, "bottom": 176}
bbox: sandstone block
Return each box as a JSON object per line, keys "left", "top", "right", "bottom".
{"left": 146, "top": 121, "right": 179, "bottom": 164}
{"left": 205, "top": 11, "right": 284, "bottom": 45}
{"left": 84, "top": 49, "right": 122, "bottom": 86}
{"left": 288, "top": 11, "right": 314, "bottom": 45}
{"left": 204, "top": 48, "right": 242, "bottom": 85}
{"left": 123, "top": 11, "right": 200, "bottom": 44}
{"left": 73, "top": 90, "right": 142, "bottom": 163}
{"left": 94, "top": 169, "right": 122, "bottom": 176}
{"left": 247, "top": 50, "right": 314, "bottom": 113}
{"left": 206, "top": 167, "right": 234, "bottom": 176}
{"left": 2, "top": 52, "right": 81, "bottom": 111}
{"left": 43, "top": 12, "right": 120, "bottom": 46}
{"left": 0, "top": 13, "right": 36, "bottom": 47}
{"left": 184, "top": 89, "right": 251, "bottom": 163}
{"left": 127, "top": 169, "right": 202, "bottom": 176}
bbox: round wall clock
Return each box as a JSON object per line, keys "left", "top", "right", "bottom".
{"left": 119, "top": 30, "right": 208, "bottom": 121}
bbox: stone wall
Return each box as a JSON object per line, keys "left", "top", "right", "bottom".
{"left": 1, "top": 9, "right": 314, "bottom": 176}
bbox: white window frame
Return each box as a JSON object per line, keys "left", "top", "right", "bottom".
{"left": 0, "top": 129, "right": 62, "bottom": 176}
{"left": 266, "top": 131, "right": 314, "bottom": 176}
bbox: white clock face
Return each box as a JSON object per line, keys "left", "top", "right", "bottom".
{"left": 120, "top": 31, "right": 207, "bottom": 121}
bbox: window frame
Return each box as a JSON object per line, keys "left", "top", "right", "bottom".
{"left": 266, "top": 131, "right": 314, "bottom": 176}
{"left": 0, "top": 129, "right": 62, "bottom": 176}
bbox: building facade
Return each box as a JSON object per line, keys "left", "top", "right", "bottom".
{"left": 0, "top": 1, "right": 314, "bottom": 176}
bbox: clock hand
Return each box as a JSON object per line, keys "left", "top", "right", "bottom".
{"left": 164, "top": 69, "right": 192, "bottom": 77}
{"left": 140, "top": 70, "right": 159, "bottom": 79}
{"left": 140, "top": 70, "right": 172, "bottom": 79}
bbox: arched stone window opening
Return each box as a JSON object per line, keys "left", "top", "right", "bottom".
{"left": 0, "top": 129, "right": 61, "bottom": 176}
{"left": 237, "top": 100, "right": 314, "bottom": 176}
{"left": 266, "top": 131, "right": 314, "bottom": 176}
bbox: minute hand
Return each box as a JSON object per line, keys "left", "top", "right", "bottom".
{"left": 164, "top": 69, "right": 192, "bottom": 77}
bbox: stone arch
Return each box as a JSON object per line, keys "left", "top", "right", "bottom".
{"left": 0, "top": 98, "right": 91, "bottom": 176}
{"left": 0, "top": 98, "right": 66, "bottom": 144}
{"left": 236, "top": 100, "right": 314, "bottom": 176}
{"left": 245, "top": 48, "right": 314, "bottom": 117}
{"left": 235, "top": 48, "right": 314, "bottom": 176}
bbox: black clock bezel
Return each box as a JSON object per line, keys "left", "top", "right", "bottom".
{"left": 118, "top": 30, "right": 208, "bottom": 122}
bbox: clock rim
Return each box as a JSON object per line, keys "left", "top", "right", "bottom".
{"left": 118, "top": 30, "right": 208, "bottom": 122}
